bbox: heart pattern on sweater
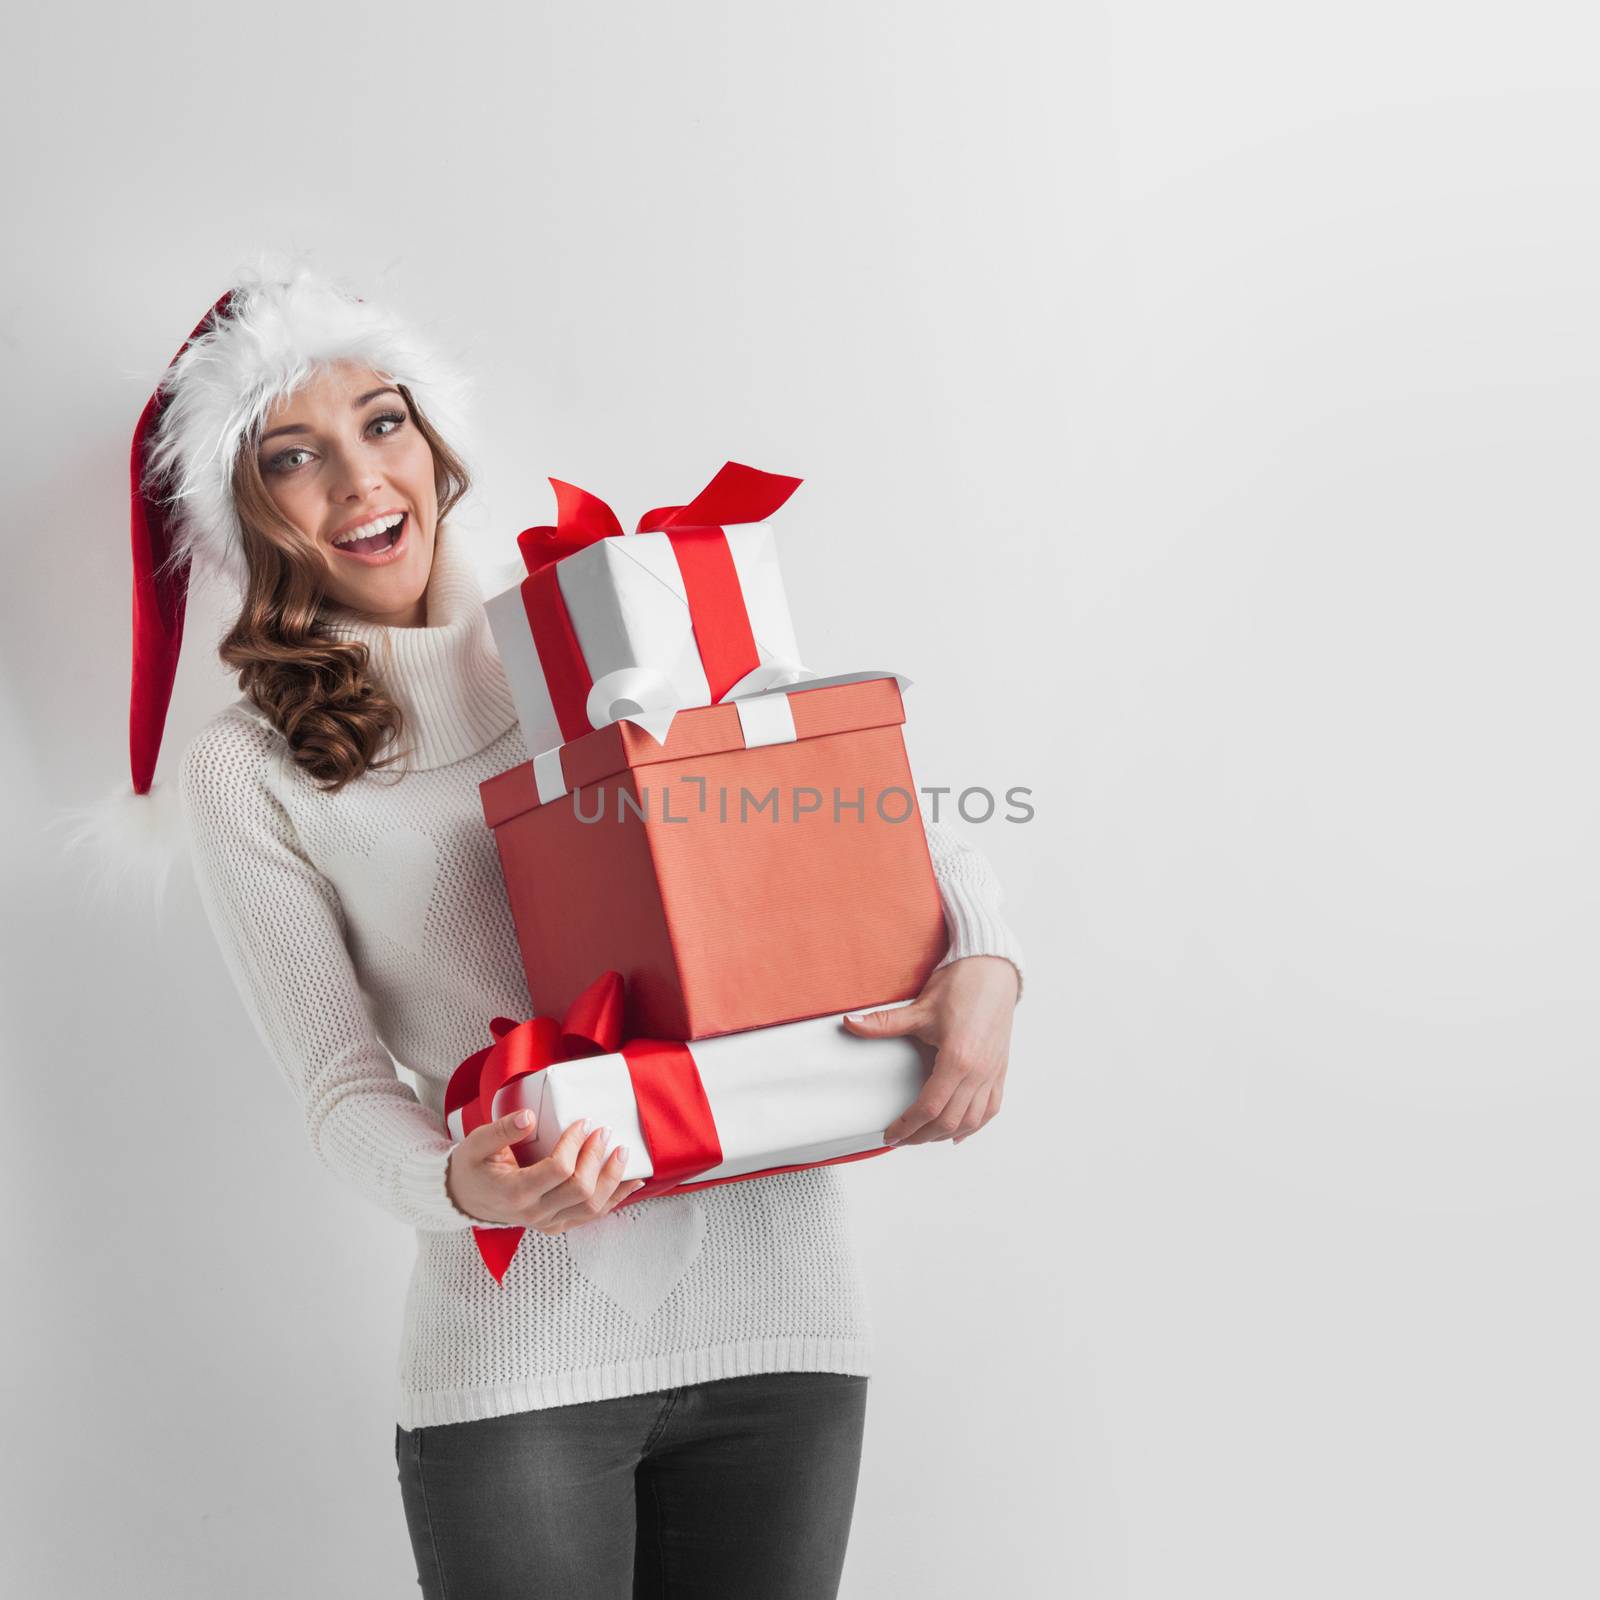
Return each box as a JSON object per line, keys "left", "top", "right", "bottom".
{"left": 322, "top": 827, "right": 440, "bottom": 955}
{"left": 565, "top": 1195, "right": 706, "bottom": 1321}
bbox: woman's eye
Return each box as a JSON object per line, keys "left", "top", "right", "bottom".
{"left": 264, "top": 412, "right": 405, "bottom": 473}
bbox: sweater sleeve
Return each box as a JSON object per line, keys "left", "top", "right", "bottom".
{"left": 921, "top": 800, "right": 1027, "bottom": 1002}
{"left": 178, "top": 709, "right": 484, "bottom": 1233}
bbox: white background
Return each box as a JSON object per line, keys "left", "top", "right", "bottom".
{"left": 5, "top": 2, "right": 1598, "bottom": 1596}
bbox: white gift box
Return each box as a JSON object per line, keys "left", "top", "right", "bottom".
{"left": 491, "top": 1001, "right": 933, "bottom": 1183}
{"left": 486, "top": 523, "right": 806, "bottom": 754}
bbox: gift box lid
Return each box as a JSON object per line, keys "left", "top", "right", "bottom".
{"left": 481, "top": 674, "right": 910, "bottom": 830}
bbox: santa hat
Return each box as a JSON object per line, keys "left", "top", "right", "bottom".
{"left": 54, "top": 250, "right": 474, "bottom": 908}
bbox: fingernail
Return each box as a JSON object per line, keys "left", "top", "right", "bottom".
{"left": 578, "top": 1119, "right": 591, "bottom": 1136}
{"left": 513, "top": 1110, "right": 534, "bottom": 1127}
{"left": 617, "top": 1145, "right": 631, "bottom": 1166}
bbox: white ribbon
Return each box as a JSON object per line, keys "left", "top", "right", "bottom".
{"left": 718, "top": 660, "right": 820, "bottom": 700}
{"left": 534, "top": 665, "right": 914, "bottom": 807}
{"left": 584, "top": 666, "right": 684, "bottom": 745}
{"left": 533, "top": 745, "right": 569, "bottom": 807}
{"left": 735, "top": 692, "right": 799, "bottom": 748}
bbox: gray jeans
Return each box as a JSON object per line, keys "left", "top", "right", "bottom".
{"left": 395, "top": 1369, "right": 870, "bottom": 1599}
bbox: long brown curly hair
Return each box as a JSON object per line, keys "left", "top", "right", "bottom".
{"left": 221, "top": 382, "right": 472, "bottom": 792}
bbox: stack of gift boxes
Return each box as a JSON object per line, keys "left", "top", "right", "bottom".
{"left": 446, "top": 462, "right": 953, "bottom": 1280}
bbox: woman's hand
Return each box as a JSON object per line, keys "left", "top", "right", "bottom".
{"left": 842, "top": 955, "right": 1020, "bottom": 1146}
{"left": 447, "top": 1111, "right": 647, "bottom": 1233}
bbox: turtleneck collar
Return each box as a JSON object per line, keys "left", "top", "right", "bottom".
{"left": 320, "top": 516, "right": 520, "bottom": 771}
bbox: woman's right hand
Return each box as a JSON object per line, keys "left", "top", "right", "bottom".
{"left": 446, "top": 1109, "right": 646, "bottom": 1233}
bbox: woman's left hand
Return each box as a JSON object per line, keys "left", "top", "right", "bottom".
{"left": 841, "top": 955, "right": 1020, "bottom": 1147}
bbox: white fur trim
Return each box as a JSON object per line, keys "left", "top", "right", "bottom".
{"left": 49, "top": 775, "right": 190, "bottom": 914}
{"left": 142, "top": 248, "right": 475, "bottom": 596}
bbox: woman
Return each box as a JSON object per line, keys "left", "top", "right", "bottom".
{"left": 126, "top": 258, "right": 1025, "bottom": 1599}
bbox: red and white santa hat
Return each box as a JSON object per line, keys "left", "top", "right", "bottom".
{"left": 60, "top": 250, "right": 473, "bottom": 901}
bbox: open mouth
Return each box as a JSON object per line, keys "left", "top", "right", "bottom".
{"left": 331, "top": 511, "right": 408, "bottom": 561}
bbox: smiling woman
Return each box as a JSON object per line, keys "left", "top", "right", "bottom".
{"left": 111, "top": 257, "right": 1024, "bottom": 1600}
{"left": 250, "top": 369, "right": 438, "bottom": 622}
{"left": 224, "top": 359, "right": 471, "bottom": 789}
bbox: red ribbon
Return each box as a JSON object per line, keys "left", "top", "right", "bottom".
{"left": 443, "top": 972, "right": 725, "bottom": 1284}
{"left": 516, "top": 461, "right": 803, "bottom": 742}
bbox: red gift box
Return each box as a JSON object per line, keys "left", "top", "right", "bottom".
{"left": 479, "top": 675, "right": 949, "bottom": 1040}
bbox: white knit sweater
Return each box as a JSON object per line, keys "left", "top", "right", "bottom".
{"left": 178, "top": 518, "right": 1026, "bottom": 1430}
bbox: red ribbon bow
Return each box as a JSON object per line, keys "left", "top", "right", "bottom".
{"left": 516, "top": 459, "right": 802, "bottom": 574}
{"left": 444, "top": 972, "right": 723, "bottom": 1284}
{"left": 515, "top": 460, "right": 803, "bottom": 741}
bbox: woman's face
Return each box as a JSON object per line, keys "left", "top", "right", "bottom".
{"left": 255, "top": 360, "right": 439, "bottom": 627}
